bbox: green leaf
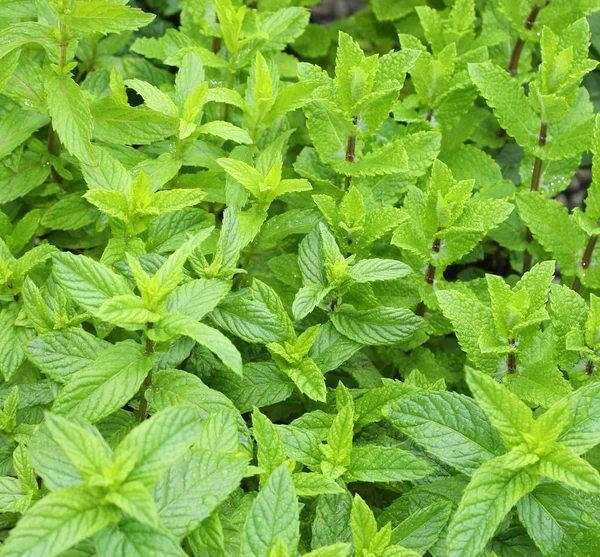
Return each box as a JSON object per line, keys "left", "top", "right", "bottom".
{"left": 95, "top": 519, "right": 187, "bottom": 557}
{"left": 91, "top": 98, "right": 179, "bottom": 145}
{"left": 45, "top": 72, "right": 96, "bottom": 165}
{"left": 312, "top": 492, "right": 353, "bottom": 548}
{"left": 390, "top": 501, "right": 452, "bottom": 554}
{"left": 1, "top": 487, "right": 120, "bottom": 557}
{"left": 44, "top": 413, "right": 110, "bottom": 481}
{"left": 0, "top": 153, "right": 50, "bottom": 205}
{"left": 468, "top": 62, "right": 539, "bottom": 151}
{"left": 321, "top": 404, "right": 353, "bottom": 479}
{"left": 330, "top": 306, "right": 423, "bottom": 346}
{"left": 559, "top": 382, "right": 600, "bottom": 454}
{"left": 350, "top": 494, "right": 378, "bottom": 557}
{"left": 156, "top": 312, "right": 242, "bottom": 375}
{"left": 386, "top": 391, "right": 505, "bottom": 475}
{"left": 292, "top": 473, "right": 344, "bottom": 497}
{"left": 113, "top": 406, "right": 203, "bottom": 490}
{"left": 241, "top": 464, "right": 300, "bottom": 557}
{"left": 539, "top": 443, "right": 600, "bottom": 492}
{"left": 25, "top": 328, "right": 109, "bottom": 384}
{"left": 303, "top": 543, "right": 351, "bottom": 557}
{"left": 197, "top": 121, "right": 252, "bottom": 144}
{"left": 124, "top": 79, "right": 179, "bottom": 118}
{"left": 105, "top": 481, "right": 159, "bottom": 528}
{"left": 62, "top": 1, "right": 155, "bottom": 34}
{"left": 345, "top": 446, "right": 433, "bottom": 482}
{"left": 98, "top": 295, "right": 159, "bottom": 329}
{"left": 446, "top": 456, "right": 539, "bottom": 557}
{"left": 0, "top": 306, "right": 35, "bottom": 381}
{"left": 146, "top": 368, "right": 244, "bottom": 424}
{"left": 153, "top": 434, "right": 248, "bottom": 537}
{"left": 304, "top": 102, "right": 353, "bottom": 165}
{"left": 517, "top": 192, "right": 586, "bottom": 275}
{"left": 0, "top": 477, "right": 24, "bottom": 513}
{"left": 518, "top": 483, "right": 600, "bottom": 557}
{"left": 346, "top": 259, "right": 412, "bottom": 283}
{"left": 465, "top": 368, "right": 533, "bottom": 450}
{"left": 52, "top": 252, "right": 131, "bottom": 314}
{"left": 292, "top": 284, "right": 331, "bottom": 321}
{"left": 52, "top": 340, "right": 155, "bottom": 423}
{"left": 210, "top": 362, "right": 294, "bottom": 414}
{"left": 253, "top": 407, "right": 287, "bottom": 483}
{"left": 211, "top": 280, "right": 294, "bottom": 344}
{"left": 0, "top": 109, "right": 49, "bottom": 160}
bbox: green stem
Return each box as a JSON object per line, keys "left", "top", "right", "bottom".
{"left": 136, "top": 326, "right": 155, "bottom": 421}
{"left": 47, "top": 124, "right": 63, "bottom": 184}
{"left": 224, "top": 54, "right": 238, "bottom": 123}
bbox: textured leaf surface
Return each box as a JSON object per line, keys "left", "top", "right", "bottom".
{"left": 387, "top": 391, "right": 505, "bottom": 475}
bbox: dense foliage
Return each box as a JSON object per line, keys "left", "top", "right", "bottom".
{"left": 4, "top": 0, "right": 600, "bottom": 555}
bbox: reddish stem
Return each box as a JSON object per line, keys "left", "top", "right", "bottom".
{"left": 507, "top": 2, "right": 549, "bottom": 75}
{"left": 344, "top": 116, "right": 358, "bottom": 190}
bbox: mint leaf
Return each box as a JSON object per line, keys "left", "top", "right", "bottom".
{"left": 386, "top": 391, "right": 505, "bottom": 475}
{"left": 1, "top": 487, "right": 120, "bottom": 557}
{"left": 241, "top": 464, "right": 300, "bottom": 557}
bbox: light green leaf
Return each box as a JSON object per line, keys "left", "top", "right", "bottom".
{"left": 241, "top": 464, "right": 300, "bottom": 557}
{"left": 52, "top": 252, "right": 131, "bottom": 313}
{"left": 291, "top": 473, "right": 344, "bottom": 497}
{"left": 1, "top": 487, "right": 120, "bottom": 557}
{"left": 95, "top": 519, "right": 187, "bottom": 557}
{"left": 386, "top": 391, "right": 505, "bottom": 475}
{"left": 539, "top": 443, "right": 600, "bottom": 492}
{"left": 518, "top": 483, "right": 600, "bottom": 557}
{"left": 345, "top": 446, "right": 433, "bottom": 482}
{"left": 468, "top": 62, "right": 538, "bottom": 151}
{"left": 113, "top": 406, "right": 203, "bottom": 490}
{"left": 330, "top": 306, "right": 423, "bottom": 346}
{"left": 559, "top": 382, "right": 600, "bottom": 454}
{"left": 446, "top": 456, "right": 539, "bottom": 557}
{"left": 197, "top": 121, "right": 252, "bottom": 144}
{"left": 62, "top": 1, "right": 155, "bottom": 34}
{"left": 52, "top": 340, "right": 155, "bottom": 423}
{"left": 25, "top": 328, "right": 109, "bottom": 384}
{"left": 390, "top": 501, "right": 452, "bottom": 554}
{"left": 465, "top": 368, "right": 533, "bottom": 450}
{"left": 44, "top": 413, "right": 110, "bottom": 481}
{"left": 45, "top": 72, "right": 96, "bottom": 165}
{"left": 346, "top": 259, "right": 412, "bottom": 283}
{"left": 156, "top": 312, "right": 242, "bottom": 376}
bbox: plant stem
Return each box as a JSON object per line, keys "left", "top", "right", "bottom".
{"left": 425, "top": 108, "right": 433, "bottom": 122}
{"left": 416, "top": 238, "right": 440, "bottom": 317}
{"left": 522, "top": 122, "right": 548, "bottom": 273}
{"left": 224, "top": 52, "right": 238, "bottom": 123}
{"left": 47, "top": 124, "right": 63, "bottom": 184}
{"left": 507, "top": 1, "right": 549, "bottom": 75}
{"left": 212, "top": 13, "right": 221, "bottom": 53}
{"left": 344, "top": 116, "right": 358, "bottom": 190}
{"left": 573, "top": 232, "right": 599, "bottom": 292}
{"left": 136, "top": 325, "right": 155, "bottom": 421}
{"left": 586, "top": 360, "right": 595, "bottom": 375}
{"left": 508, "top": 39, "right": 525, "bottom": 76}
{"left": 507, "top": 350, "right": 517, "bottom": 374}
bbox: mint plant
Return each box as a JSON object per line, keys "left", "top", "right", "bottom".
{"left": 3, "top": 0, "right": 600, "bottom": 556}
